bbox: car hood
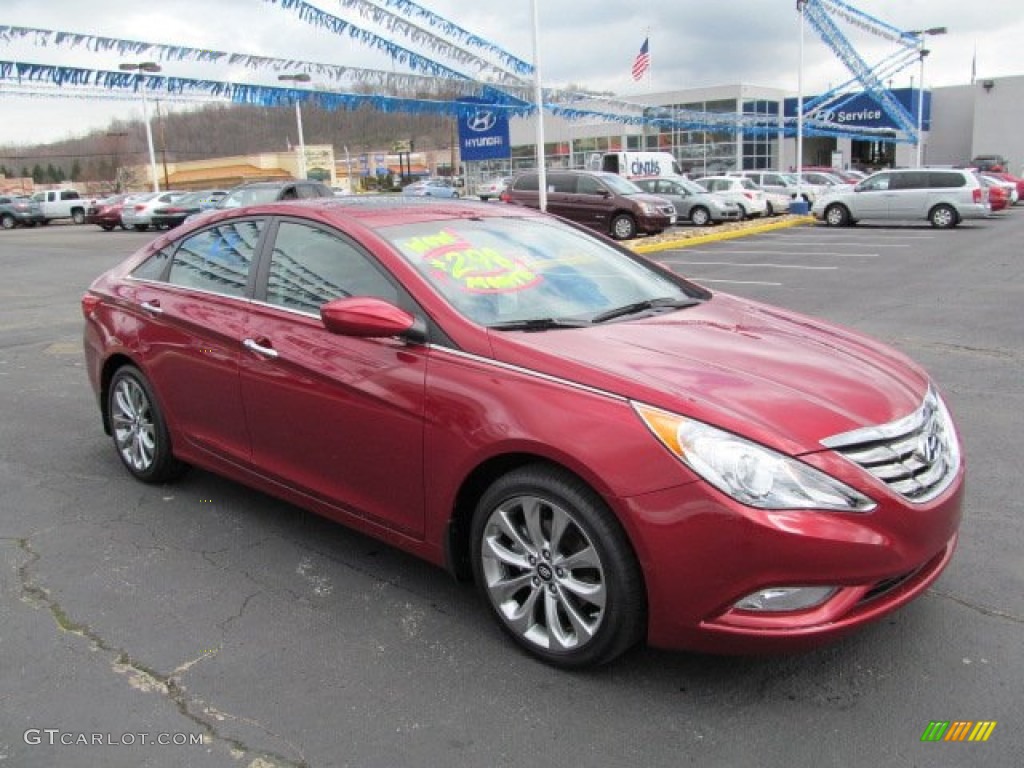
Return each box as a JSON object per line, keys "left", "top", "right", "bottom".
{"left": 487, "top": 294, "right": 928, "bottom": 455}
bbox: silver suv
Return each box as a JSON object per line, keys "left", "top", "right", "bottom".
{"left": 812, "top": 169, "right": 990, "bottom": 228}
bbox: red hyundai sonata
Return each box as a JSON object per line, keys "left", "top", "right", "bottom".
{"left": 82, "top": 198, "right": 964, "bottom": 667}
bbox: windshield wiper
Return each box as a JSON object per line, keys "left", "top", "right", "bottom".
{"left": 488, "top": 317, "right": 591, "bottom": 332}
{"left": 591, "top": 297, "right": 701, "bottom": 324}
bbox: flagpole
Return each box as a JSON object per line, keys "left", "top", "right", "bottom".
{"left": 531, "top": 0, "right": 547, "bottom": 212}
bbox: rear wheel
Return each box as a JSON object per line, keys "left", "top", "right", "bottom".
{"left": 471, "top": 465, "right": 646, "bottom": 668}
{"left": 72, "top": 209, "right": 86, "bottom": 224}
{"left": 108, "top": 366, "right": 187, "bottom": 483}
{"left": 610, "top": 213, "right": 637, "bottom": 240}
{"left": 929, "top": 204, "right": 958, "bottom": 229}
{"left": 1, "top": 214, "right": 15, "bottom": 230}
{"left": 690, "top": 206, "right": 711, "bottom": 227}
{"left": 824, "top": 203, "right": 850, "bottom": 227}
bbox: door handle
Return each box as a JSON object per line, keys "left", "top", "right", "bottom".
{"left": 139, "top": 300, "right": 163, "bottom": 314}
{"left": 243, "top": 338, "right": 279, "bottom": 359}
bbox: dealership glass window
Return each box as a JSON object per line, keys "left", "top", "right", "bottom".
{"left": 742, "top": 99, "right": 780, "bottom": 170}
{"left": 167, "top": 220, "right": 264, "bottom": 297}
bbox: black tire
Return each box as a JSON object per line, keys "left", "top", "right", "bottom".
{"left": 471, "top": 465, "right": 646, "bottom": 668}
{"left": 690, "top": 206, "right": 711, "bottom": 227}
{"left": 765, "top": 201, "right": 775, "bottom": 216}
{"left": 929, "top": 204, "right": 958, "bottom": 229}
{"left": 107, "top": 365, "right": 187, "bottom": 483}
{"left": 452, "top": 191, "right": 460, "bottom": 199}
{"left": 133, "top": 224, "right": 149, "bottom": 232}
{"left": 72, "top": 209, "right": 86, "bottom": 225}
{"left": 824, "top": 203, "right": 850, "bottom": 227}
{"left": 39, "top": 219, "right": 51, "bottom": 226}
{"left": 737, "top": 204, "right": 749, "bottom": 220}
{"left": 100, "top": 224, "right": 115, "bottom": 231}
{"left": 1, "top": 214, "right": 15, "bottom": 230}
{"left": 610, "top": 213, "right": 638, "bottom": 240}
{"left": 119, "top": 221, "right": 128, "bottom": 230}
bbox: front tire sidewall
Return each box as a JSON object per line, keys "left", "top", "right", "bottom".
{"left": 825, "top": 204, "right": 849, "bottom": 227}
{"left": 690, "top": 207, "right": 710, "bottom": 227}
{"left": 610, "top": 214, "right": 637, "bottom": 240}
{"left": 470, "top": 465, "right": 645, "bottom": 668}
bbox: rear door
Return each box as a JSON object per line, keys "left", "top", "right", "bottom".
{"left": 130, "top": 218, "right": 265, "bottom": 466}
{"left": 567, "top": 173, "right": 614, "bottom": 231}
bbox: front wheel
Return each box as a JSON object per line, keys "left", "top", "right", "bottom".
{"left": 471, "top": 465, "right": 646, "bottom": 668}
{"left": 929, "top": 204, "right": 958, "bottom": 229}
{"left": 72, "top": 209, "right": 86, "bottom": 224}
{"left": 765, "top": 201, "right": 775, "bottom": 216}
{"left": 1, "top": 214, "right": 15, "bottom": 230}
{"left": 690, "top": 206, "right": 711, "bottom": 227}
{"left": 824, "top": 203, "right": 850, "bottom": 227}
{"left": 610, "top": 213, "right": 637, "bottom": 240}
{"left": 108, "top": 365, "right": 187, "bottom": 483}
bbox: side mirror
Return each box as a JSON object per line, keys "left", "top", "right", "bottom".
{"left": 321, "top": 297, "right": 425, "bottom": 342}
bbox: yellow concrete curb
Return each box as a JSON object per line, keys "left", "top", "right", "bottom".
{"left": 629, "top": 215, "right": 817, "bottom": 254}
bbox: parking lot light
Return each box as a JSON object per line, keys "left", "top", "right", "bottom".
{"left": 119, "top": 62, "right": 162, "bottom": 193}
{"left": 278, "top": 73, "right": 312, "bottom": 180}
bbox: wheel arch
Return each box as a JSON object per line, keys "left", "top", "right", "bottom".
{"left": 444, "top": 452, "right": 641, "bottom": 584}
{"left": 98, "top": 353, "right": 143, "bottom": 435}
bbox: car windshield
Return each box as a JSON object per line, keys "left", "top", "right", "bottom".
{"left": 382, "top": 216, "right": 704, "bottom": 327}
{"left": 219, "top": 187, "right": 283, "bottom": 208}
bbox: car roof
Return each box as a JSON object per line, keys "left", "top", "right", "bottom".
{"left": 201, "top": 195, "right": 546, "bottom": 228}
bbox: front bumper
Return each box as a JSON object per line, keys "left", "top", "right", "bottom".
{"left": 617, "top": 469, "right": 963, "bottom": 654}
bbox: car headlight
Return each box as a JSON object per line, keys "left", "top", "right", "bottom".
{"left": 633, "top": 403, "right": 876, "bottom": 512}
{"left": 639, "top": 202, "right": 659, "bottom": 215}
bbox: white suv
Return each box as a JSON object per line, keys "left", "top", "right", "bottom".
{"left": 812, "top": 169, "right": 990, "bottom": 228}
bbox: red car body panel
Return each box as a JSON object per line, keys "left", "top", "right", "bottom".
{"left": 82, "top": 199, "right": 965, "bottom": 655}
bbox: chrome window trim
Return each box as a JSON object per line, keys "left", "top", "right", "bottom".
{"left": 125, "top": 275, "right": 255, "bottom": 305}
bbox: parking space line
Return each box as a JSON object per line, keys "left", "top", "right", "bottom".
{"left": 677, "top": 249, "right": 880, "bottom": 257}
{"left": 664, "top": 260, "right": 837, "bottom": 270}
{"left": 687, "top": 278, "right": 783, "bottom": 286}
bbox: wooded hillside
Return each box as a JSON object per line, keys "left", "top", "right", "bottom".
{"left": 0, "top": 101, "right": 458, "bottom": 185}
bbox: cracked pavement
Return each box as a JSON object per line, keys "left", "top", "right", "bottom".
{"left": 1, "top": 224, "right": 1021, "bottom": 767}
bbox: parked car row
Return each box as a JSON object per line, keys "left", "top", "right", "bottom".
{"left": 0, "top": 194, "right": 45, "bottom": 229}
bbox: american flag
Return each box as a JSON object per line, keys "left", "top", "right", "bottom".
{"left": 631, "top": 37, "right": 650, "bottom": 81}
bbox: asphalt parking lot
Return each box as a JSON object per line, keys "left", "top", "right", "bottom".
{"left": 1, "top": 214, "right": 1022, "bottom": 768}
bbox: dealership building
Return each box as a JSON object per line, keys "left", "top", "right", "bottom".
{"left": 500, "top": 74, "right": 1024, "bottom": 178}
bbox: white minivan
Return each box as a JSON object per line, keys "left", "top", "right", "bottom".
{"left": 812, "top": 169, "right": 990, "bottom": 228}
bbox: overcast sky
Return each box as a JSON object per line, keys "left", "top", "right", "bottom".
{"left": 1, "top": 0, "right": 1021, "bottom": 146}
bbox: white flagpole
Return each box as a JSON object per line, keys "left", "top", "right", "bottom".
{"left": 531, "top": 0, "right": 547, "bottom": 212}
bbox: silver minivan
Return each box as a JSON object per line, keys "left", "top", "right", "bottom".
{"left": 812, "top": 169, "right": 990, "bottom": 228}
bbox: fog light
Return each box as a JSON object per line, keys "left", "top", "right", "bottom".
{"left": 735, "top": 586, "right": 837, "bottom": 612}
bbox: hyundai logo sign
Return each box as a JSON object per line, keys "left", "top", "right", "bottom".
{"left": 466, "top": 110, "right": 497, "bottom": 133}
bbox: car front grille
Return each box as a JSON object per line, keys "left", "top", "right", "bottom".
{"left": 821, "top": 387, "right": 960, "bottom": 503}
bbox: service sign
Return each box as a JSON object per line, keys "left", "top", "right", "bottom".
{"left": 784, "top": 88, "right": 930, "bottom": 131}
{"left": 458, "top": 98, "right": 511, "bottom": 162}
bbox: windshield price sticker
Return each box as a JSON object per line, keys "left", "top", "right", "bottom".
{"left": 404, "top": 229, "right": 541, "bottom": 294}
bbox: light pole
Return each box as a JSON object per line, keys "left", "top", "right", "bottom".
{"left": 278, "top": 73, "right": 311, "bottom": 180}
{"left": 119, "top": 62, "right": 161, "bottom": 192}
{"left": 794, "top": 0, "right": 807, "bottom": 213}
{"left": 911, "top": 26, "right": 947, "bottom": 168}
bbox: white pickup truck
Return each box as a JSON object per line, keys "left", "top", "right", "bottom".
{"left": 30, "top": 189, "right": 89, "bottom": 224}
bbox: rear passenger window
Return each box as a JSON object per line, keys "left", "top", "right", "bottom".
{"left": 928, "top": 172, "right": 965, "bottom": 189}
{"left": 549, "top": 174, "right": 576, "bottom": 194}
{"left": 131, "top": 245, "right": 174, "bottom": 281}
{"left": 167, "top": 220, "right": 264, "bottom": 297}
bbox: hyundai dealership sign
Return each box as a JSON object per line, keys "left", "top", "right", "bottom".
{"left": 784, "top": 88, "right": 930, "bottom": 131}
{"left": 458, "top": 97, "right": 511, "bottom": 161}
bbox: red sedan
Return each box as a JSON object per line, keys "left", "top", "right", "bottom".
{"left": 85, "top": 193, "right": 131, "bottom": 231}
{"left": 82, "top": 198, "right": 964, "bottom": 667}
{"left": 980, "top": 176, "right": 1010, "bottom": 211}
